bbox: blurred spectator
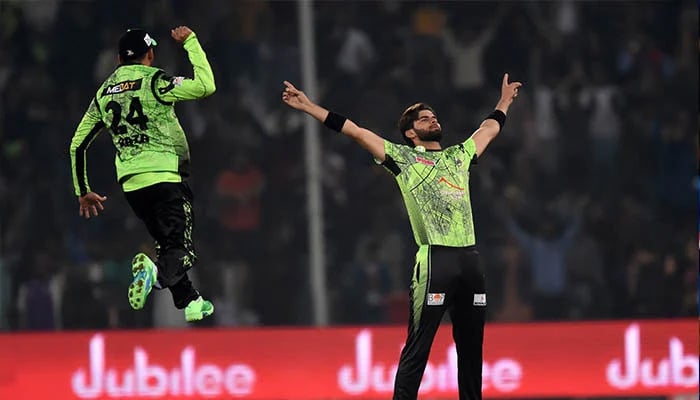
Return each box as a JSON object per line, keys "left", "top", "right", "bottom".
{"left": 491, "top": 242, "right": 533, "bottom": 322}
{"left": 566, "top": 220, "right": 608, "bottom": 319}
{"left": 213, "top": 151, "right": 265, "bottom": 265}
{"left": 624, "top": 248, "right": 674, "bottom": 318}
{"left": 354, "top": 213, "right": 408, "bottom": 292}
{"left": 332, "top": 9, "right": 376, "bottom": 90}
{"left": 337, "top": 242, "right": 393, "bottom": 324}
{"left": 212, "top": 259, "right": 259, "bottom": 326}
{"left": 16, "top": 254, "right": 57, "bottom": 331}
{"left": 442, "top": 5, "right": 506, "bottom": 108}
{"left": 580, "top": 63, "right": 623, "bottom": 190}
{"left": 503, "top": 203, "right": 582, "bottom": 320}
{"left": 655, "top": 110, "right": 695, "bottom": 212}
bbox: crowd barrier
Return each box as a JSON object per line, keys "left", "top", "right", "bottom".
{"left": 0, "top": 319, "right": 696, "bottom": 399}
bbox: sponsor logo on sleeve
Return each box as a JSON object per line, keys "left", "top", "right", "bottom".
{"left": 158, "top": 76, "right": 186, "bottom": 95}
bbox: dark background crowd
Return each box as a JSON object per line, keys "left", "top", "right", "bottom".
{"left": 0, "top": 0, "right": 696, "bottom": 332}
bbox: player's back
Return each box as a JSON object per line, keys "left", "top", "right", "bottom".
{"left": 95, "top": 64, "right": 190, "bottom": 183}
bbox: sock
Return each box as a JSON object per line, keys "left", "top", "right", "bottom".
{"left": 170, "top": 275, "right": 199, "bottom": 309}
{"left": 152, "top": 264, "right": 163, "bottom": 289}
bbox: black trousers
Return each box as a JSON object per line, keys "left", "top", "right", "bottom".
{"left": 124, "top": 182, "right": 200, "bottom": 309}
{"left": 393, "top": 245, "right": 486, "bottom": 400}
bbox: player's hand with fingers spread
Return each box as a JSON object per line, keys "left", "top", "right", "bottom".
{"left": 171, "top": 26, "right": 193, "bottom": 44}
{"left": 79, "top": 192, "right": 107, "bottom": 219}
{"left": 500, "top": 73, "right": 523, "bottom": 106}
{"left": 281, "top": 81, "right": 315, "bottom": 112}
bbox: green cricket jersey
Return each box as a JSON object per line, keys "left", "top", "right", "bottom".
{"left": 69, "top": 33, "right": 215, "bottom": 196}
{"left": 381, "top": 138, "right": 478, "bottom": 247}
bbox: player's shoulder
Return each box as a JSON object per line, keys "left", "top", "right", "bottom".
{"left": 443, "top": 143, "right": 462, "bottom": 154}
{"left": 96, "top": 66, "right": 157, "bottom": 97}
{"left": 101, "top": 64, "right": 160, "bottom": 84}
{"left": 385, "top": 139, "right": 409, "bottom": 148}
{"left": 443, "top": 142, "right": 477, "bottom": 168}
{"left": 384, "top": 140, "right": 416, "bottom": 157}
{"left": 445, "top": 139, "right": 476, "bottom": 155}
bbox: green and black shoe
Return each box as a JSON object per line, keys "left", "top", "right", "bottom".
{"left": 128, "top": 253, "right": 157, "bottom": 310}
{"left": 185, "top": 296, "right": 214, "bottom": 322}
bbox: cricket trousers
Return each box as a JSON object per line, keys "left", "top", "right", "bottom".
{"left": 124, "top": 181, "right": 200, "bottom": 309}
{"left": 393, "top": 245, "right": 486, "bottom": 400}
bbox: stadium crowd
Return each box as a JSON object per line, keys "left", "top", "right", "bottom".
{"left": 0, "top": 0, "right": 696, "bottom": 331}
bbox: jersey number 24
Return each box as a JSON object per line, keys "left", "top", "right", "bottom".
{"left": 105, "top": 97, "right": 149, "bottom": 135}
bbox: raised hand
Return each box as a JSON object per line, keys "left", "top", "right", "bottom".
{"left": 281, "top": 81, "right": 314, "bottom": 111}
{"left": 171, "top": 26, "right": 193, "bottom": 44}
{"left": 500, "top": 73, "right": 523, "bottom": 105}
{"left": 79, "top": 192, "right": 107, "bottom": 219}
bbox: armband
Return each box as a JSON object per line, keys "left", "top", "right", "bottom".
{"left": 485, "top": 110, "right": 506, "bottom": 129}
{"left": 323, "top": 111, "right": 347, "bottom": 132}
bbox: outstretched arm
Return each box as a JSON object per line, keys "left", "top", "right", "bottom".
{"left": 470, "top": 73, "right": 522, "bottom": 157}
{"left": 281, "top": 81, "right": 387, "bottom": 161}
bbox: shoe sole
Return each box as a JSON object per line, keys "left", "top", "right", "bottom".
{"left": 185, "top": 303, "right": 215, "bottom": 322}
{"left": 128, "top": 254, "right": 153, "bottom": 310}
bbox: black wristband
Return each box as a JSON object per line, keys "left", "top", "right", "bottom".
{"left": 323, "top": 111, "right": 347, "bottom": 132}
{"left": 486, "top": 110, "right": 506, "bottom": 129}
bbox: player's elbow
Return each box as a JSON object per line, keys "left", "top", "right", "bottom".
{"left": 203, "top": 79, "right": 216, "bottom": 97}
{"left": 478, "top": 124, "right": 501, "bottom": 145}
{"left": 472, "top": 127, "right": 500, "bottom": 157}
{"left": 197, "top": 86, "right": 215, "bottom": 99}
{"left": 194, "top": 77, "right": 216, "bottom": 98}
{"left": 69, "top": 138, "right": 82, "bottom": 154}
{"left": 343, "top": 124, "right": 366, "bottom": 140}
{"left": 342, "top": 127, "right": 357, "bottom": 139}
{"left": 486, "top": 129, "right": 500, "bottom": 141}
{"left": 480, "top": 119, "right": 501, "bottom": 134}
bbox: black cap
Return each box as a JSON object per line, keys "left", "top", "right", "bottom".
{"left": 118, "top": 29, "right": 158, "bottom": 61}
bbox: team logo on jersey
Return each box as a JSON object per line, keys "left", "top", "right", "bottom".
{"left": 102, "top": 79, "right": 143, "bottom": 96}
{"left": 415, "top": 156, "right": 435, "bottom": 166}
{"left": 473, "top": 293, "right": 486, "bottom": 306}
{"left": 427, "top": 293, "right": 445, "bottom": 306}
{"left": 455, "top": 158, "right": 463, "bottom": 167}
{"left": 158, "top": 76, "right": 185, "bottom": 95}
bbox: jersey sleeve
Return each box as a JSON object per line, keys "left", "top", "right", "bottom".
{"left": 69, "top": 98, "right": 105, "bottom": 196}
{"left": 155, "top": 34, "right": 216, "bottom": 103}
{"left": 377, "top": 141, "right": 413, "bottom": 176}
{"left": 460, "top": 137, "right": 478, "bottom": 166}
